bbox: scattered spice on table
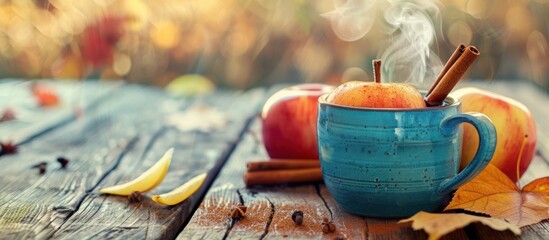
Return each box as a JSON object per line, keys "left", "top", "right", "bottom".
{"left": 39, "top": 164, "right": 47, "bottom": 174}
{"left": 32, "top": 162, "right": 48, "bottom": 175}
{"left": 57, "top": 157, "right": 70, "bottom": 168}
{"left": 229, "top": 204, "right": 247, "bottom": 220}
{"left": 292, "top": 210, "right": 304, "bottom": 225}
{"left": 322, "top": 217, "right": 336, "bottom": 233}
{"left": 31, "top": 161, "right": 48, "bottom": 169}
{"left": 128, "top": 191, "right": 142, "bottom": 203}
{"left": 0, "top": 142, "right": 17, "bottom": 156}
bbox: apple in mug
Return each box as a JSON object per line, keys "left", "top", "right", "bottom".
{"left": 261, "top": 84, "right": 334, "bottom": 159}
{"left": 327, "top": 81, "right": 426, "bottom": 109}
{"left": 327, "top": 60, "right": 426, "bottom": 109}
{"left": 451, "top": 87, "right": 537, "bottom": 182}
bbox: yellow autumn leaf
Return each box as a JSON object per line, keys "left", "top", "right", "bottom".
{"left": 400, "top": 211, "right": 521, "bottom": 240}
{"left": 445, "top": 163, "right": 549, "bottom": 227}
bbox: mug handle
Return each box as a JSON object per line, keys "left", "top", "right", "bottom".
{"left": 436, "top": 112, "right": 497, "bottom": 195}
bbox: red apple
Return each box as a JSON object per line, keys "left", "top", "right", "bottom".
{"left": 327, "top": 80, "right": 426, "bottom": 108}
{"left": 451, "top": 87, "right": 537, "bottom": 182}
{"left": 261, "top": 84, "right": 334, "bottom": 159}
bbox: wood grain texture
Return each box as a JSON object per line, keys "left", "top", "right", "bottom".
{"left": 49, "top": 88, "right": 265, "bottom": 239}
{"left": 177, "top": 119, "right": 272, "bottom": 239}
{"left": 467, "top": 221, "right": 549, "bottom": 240}
{"left": 0, "top": 80, "right": 123, "bottom": 145}
{"left": 0, "top": 81, "right": 265, "bottom": 239}
{"left": 0, "top": 84, "right": 163, "bottom": 239}
{"left": 178, "top": 119, "right": 340, "bottom": 239}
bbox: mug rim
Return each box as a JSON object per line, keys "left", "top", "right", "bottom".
{"left": 318, "top": 92, "right": 461, "bottom": 112}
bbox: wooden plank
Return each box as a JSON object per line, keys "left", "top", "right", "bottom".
{"left": 0, "top": 79, "right": 122, "bottom": 145}
{"left": 0, "top": 84, "right": 165, "bottom": 238}
{"left": 49, "top": 88, "right": 266, "bottom": 239}
{"left": 0, "top": 82, "right": 265, "bottom": 239}
{"left": 179, "top": 118, "right": 468, "bottom": 240}
{"left": 468, "top": 221, "right": 549, "bottom": 240}
{"left": 178, "top": 119, "right": 336, "bottom": 239}
{"left": 319, "top": 186, "right": 435, "bottom": 240}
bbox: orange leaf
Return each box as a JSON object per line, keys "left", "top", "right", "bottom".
{"left": 36, "top": 91, "right": 60, "bottom": 107}
{"left": 445, "top": 163, "right": 549, "bottom": 227}
{"left": 31, "top": 84, "right": 60, "bottom": 107}
{"left": 400, "top": 211, "right": 520, "bottom": 240}
{"left": 523, "top": 177, "right": 549, "bottom": 193}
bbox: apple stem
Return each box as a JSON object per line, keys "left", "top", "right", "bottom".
{"left": 516, "top": 134, "right": 528, "bottom": 187}
{"left": 373, "top": 60, "right": 381, "bottom": 84}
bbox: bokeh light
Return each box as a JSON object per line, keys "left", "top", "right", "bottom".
{"left": 342, "top": 67, "right": 370, "bottom": 83}
{"left": 0, "top": 0, "right": 547, "bottom": 91}
{"left": 447, "top": 21, "right": 472, "bottom": 47}
{"left": 113, "top": 53, "right": 132, "bottom": 76}
{"left": 150, "top": 21, "right": 180, "bottom": 49}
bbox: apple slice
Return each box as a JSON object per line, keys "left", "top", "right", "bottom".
{"left": 99, "top": 148, "right": 173, "bottom": 196}
{"left": 151, "top": 173, "right": 207, "bottom": 205}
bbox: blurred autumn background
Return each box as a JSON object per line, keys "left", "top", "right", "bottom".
{"left": 0, "top": 0, "right": 548, "bottom": 92}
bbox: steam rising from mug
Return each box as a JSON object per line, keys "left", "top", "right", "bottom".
{"left": 323, "top": 0, "right": 443, "bottom": 88}
{"left": 322, "top": 0, "right": 376, "bottom": 42}
{"left": 382, "top": 0, "right": 442, "bottom": 87}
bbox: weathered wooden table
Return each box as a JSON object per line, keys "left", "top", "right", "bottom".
{"left": 0, "top": 79, "right": 547, "bottom": 239}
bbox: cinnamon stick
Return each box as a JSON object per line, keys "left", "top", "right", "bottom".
{"left": 425, "top": 46, "right": 480, "bottom": 106}
{"left": 373, "top": 59, "right": 382, "bottom": 83}
{"left": 244, "top": 168, "right": 322, "bottom": 187}
{"left": 247, "top": 160, "right": 320, "bottom": 171}
{"left": 427, "top": 44, "right": 465, "bottom": 96}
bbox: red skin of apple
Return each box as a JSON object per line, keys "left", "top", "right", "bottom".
{"left": 327, "top": 81, "right": 426, "bottom": 108}
{"left": 261, "top": 84, "right": 334, "bottom": 159}
{"left": 452, "top": 87, "right": 537, "bottom": 182}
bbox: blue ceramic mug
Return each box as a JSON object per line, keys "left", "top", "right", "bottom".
{"left": 317, "top": 94, "right": 496, "bottom": 217}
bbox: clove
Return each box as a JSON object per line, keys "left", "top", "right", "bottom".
{"left": 128, "top": 191, "right": 142, "bottom": 203}
{"left": 229, "top": 204, "right": 247, "bottom": 220}
{"left": 291, "top": 210, "right": 304, "bottom": 225}
{"left": 322, "top": 217, "right": 336, "bottom": 234}
{"left": 57, "top": 157, "right": 70, "bottom": 169}
{"left": 32, "top": 162, "right": 48, "bottom": 175}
